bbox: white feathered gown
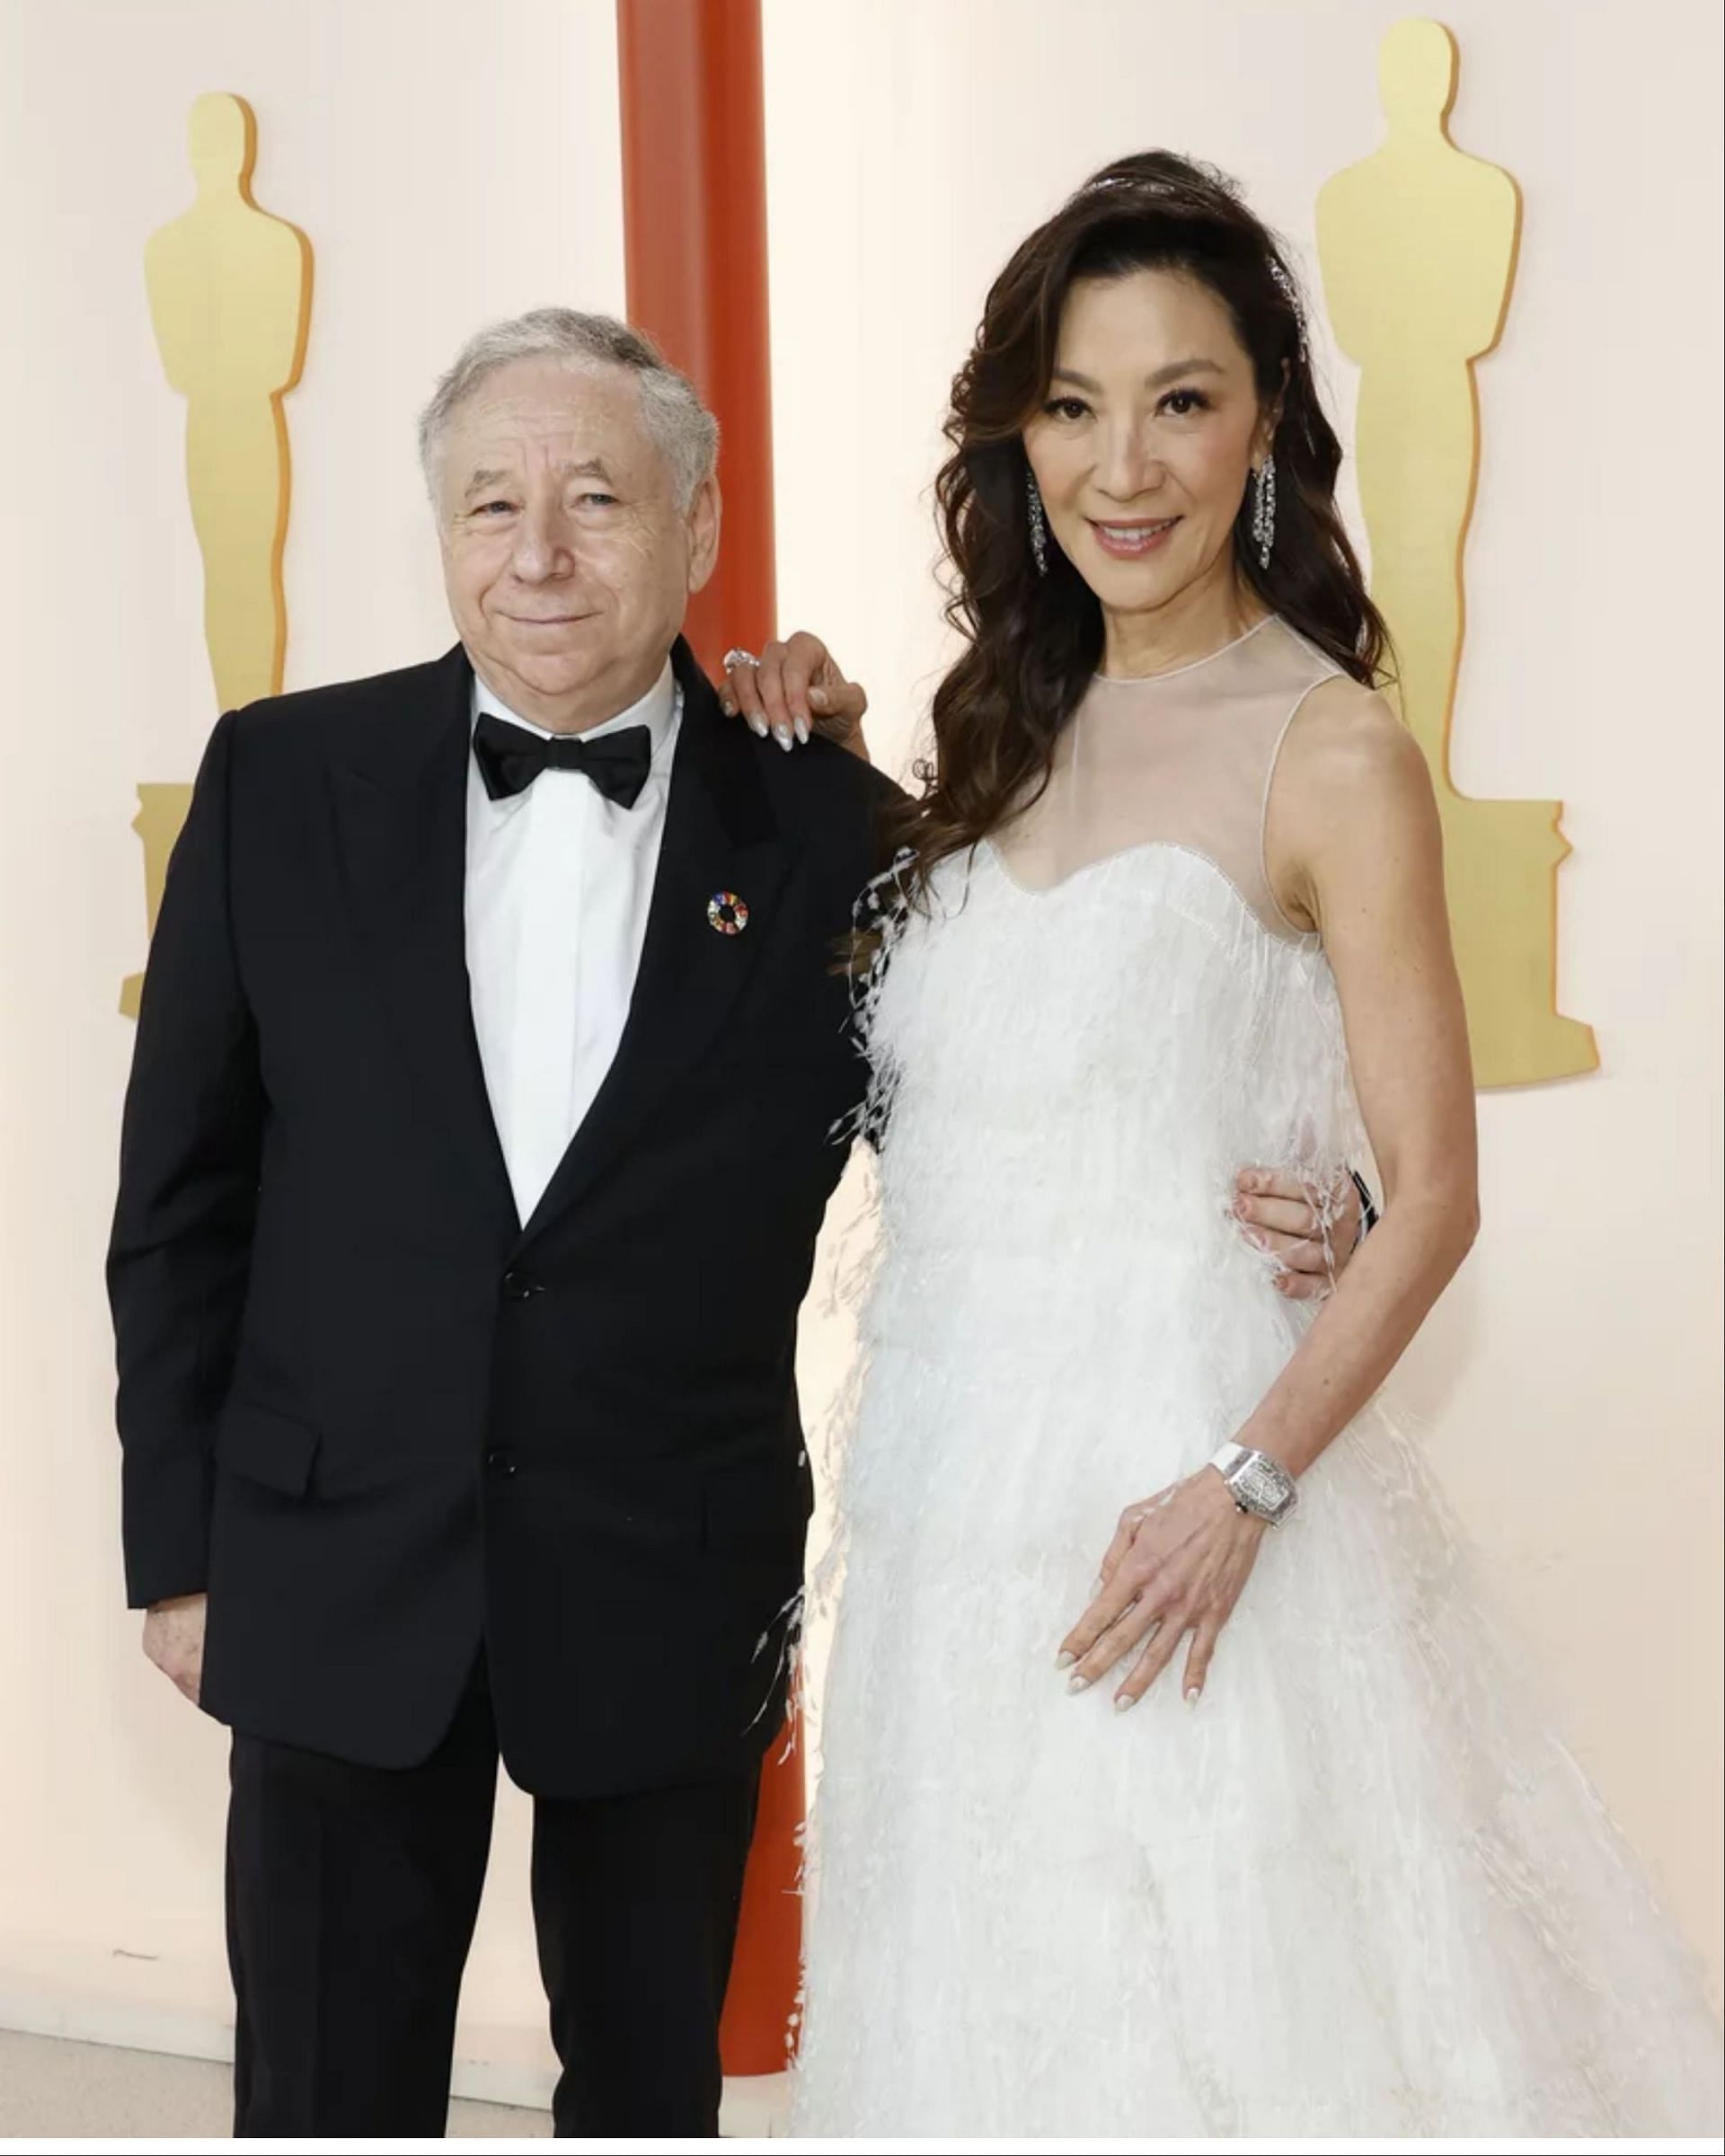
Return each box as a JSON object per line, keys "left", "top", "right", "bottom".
{"left": 790, "top": 617, "right": 1724, "bottom": 2138}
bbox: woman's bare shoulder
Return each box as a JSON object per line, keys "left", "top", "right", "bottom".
{"left": 1282, "top": 673, "right": 1430, "bottom": 810}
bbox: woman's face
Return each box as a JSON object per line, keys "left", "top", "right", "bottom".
{"left": 1022, "top": 268, "right": 1271, "bottom": 619}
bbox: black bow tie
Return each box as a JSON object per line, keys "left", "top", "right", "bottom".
{"left": 473, "top": 711, "right": 654, "bottom": 808}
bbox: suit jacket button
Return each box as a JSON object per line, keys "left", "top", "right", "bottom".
{"left": 485, "top": 1448, "right": 517, "bottom": 1476}
{"left": 502, "top": 1269, "right": 536, "bottom": 1302}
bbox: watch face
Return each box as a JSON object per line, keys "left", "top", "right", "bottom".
{"left": 1234, "top": 1455, "right": 1293, "bottom": 1518}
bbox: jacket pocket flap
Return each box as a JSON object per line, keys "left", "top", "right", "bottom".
{"left": 215, "top": 1398, "right": 320, "bottom": 1498}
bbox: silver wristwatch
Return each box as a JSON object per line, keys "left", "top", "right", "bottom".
{"left": 1209, "top": 1441, "right": 1299, "bottom": 1524}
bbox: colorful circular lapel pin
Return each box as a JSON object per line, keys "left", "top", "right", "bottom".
{"left": 706, "top": 890, "right": 749, "bottom": 936}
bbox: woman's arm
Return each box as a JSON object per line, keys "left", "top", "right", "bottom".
{"left": 1236, "top": 679, "right": 1478, "bottom": 1475}
{"left": 1057, "top": 683, "right": 1476, "bottom": 1707}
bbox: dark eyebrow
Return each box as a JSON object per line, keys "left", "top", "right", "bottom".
{"left": 1049, "top": 358, "right": 1228, "bottom": 393}
{"left": 461, "top": 466, "right": 513, "bottom": 501}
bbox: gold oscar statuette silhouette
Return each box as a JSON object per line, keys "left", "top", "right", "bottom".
{"left": 1316, "top": 19, "right": 1596, "bottom": 1087}
{"left": 123, "top": 93, "right": 311, "bottom": 1018}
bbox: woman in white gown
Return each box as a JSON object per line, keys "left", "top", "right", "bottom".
{"left": 726, "top": 151, "right": 1723, "bottom": 2137}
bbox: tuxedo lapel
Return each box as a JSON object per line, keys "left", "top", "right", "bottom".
{"left": 514, "top": 641, "right": 789, "bottom": 1253}
{"left": 330, "top": 644, "right": 518, "bottom": 1236}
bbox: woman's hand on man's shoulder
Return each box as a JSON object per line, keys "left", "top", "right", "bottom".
{"left": 720, "top": 632, "right": 871, "bottom": 763}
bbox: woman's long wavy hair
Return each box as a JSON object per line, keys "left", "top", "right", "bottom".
{"left": 887, "top": 149, "right": 1389, "bottom": 903}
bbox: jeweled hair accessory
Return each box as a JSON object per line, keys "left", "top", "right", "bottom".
{"left": 1079, "top": 171, "right": 1189, "bottom": 205}
{"left": 1267, "top": 258, "right": 1310, "bottom": 364}
{"left": 1076, "top": 155, "right": 1243, "bottom": 208}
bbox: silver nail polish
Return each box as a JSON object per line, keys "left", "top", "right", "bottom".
{"left": 794, "top": 716, "right": 810, "bottom": 745}
{"left": 749, "top": 716, "right": 769, "bottom": 738}
{"left": 774, "top": 724, "right": 793, "bottom": 751}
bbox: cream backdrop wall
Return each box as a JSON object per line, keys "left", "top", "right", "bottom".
{"left": 0, "top": 0, "right": 1718, "bottom": 2113}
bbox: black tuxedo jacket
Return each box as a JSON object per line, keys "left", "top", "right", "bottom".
{"left": 107, "top": 639, "right": 896, "bottom": 1797}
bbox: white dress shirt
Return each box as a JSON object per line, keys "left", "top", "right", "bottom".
{"left": 464, "top": 659, "right": 682, "bottom": 1225}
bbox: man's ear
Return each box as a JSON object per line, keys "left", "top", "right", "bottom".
{"left": 686, "top": 474, "right": 721, "bottom": 596}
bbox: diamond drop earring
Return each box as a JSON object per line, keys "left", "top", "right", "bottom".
{"left": 1251, "top": 454, "right": 1277, "bottom": 570}
{"left": 1027, "top": 471, "right": 1049, "bottom": 577}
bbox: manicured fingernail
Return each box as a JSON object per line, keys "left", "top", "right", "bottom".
{"left": 793, "top": 714, "right": 810, "bottom": 744}
{"left": 748, "top": 715, "right": 769, "bottom": 738}
{"left": 1066, "top": 1673, "right": 1091, "bottom": 1694}
{"left": 774, "top": 724, "right": 793, "bottom": 751}
{"left": 721, "top": 698, "right": 736, "bottom": 716}
{"left": 1056, "top": 1651, "right": 1076, "bottom": 1671}
{"left": 1114, "top": 1692, "right": 1137, "bottom": 1713}
{"left": 1185, "top": 1687, "right": 1201, "bottom": 1707}
{"left": 809, "top": 685, "right": 829, "bottom": 708}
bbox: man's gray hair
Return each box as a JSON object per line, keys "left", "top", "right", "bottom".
{"left": 417, "top": 307, "right": 719, "bottom": 508}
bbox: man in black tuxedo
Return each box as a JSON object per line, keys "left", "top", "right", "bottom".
{"left": 110, "top": 306, "right": 1364, "bottom": 2140}
{"left": 109, "top": 309, "right": 890, "bottom": 2139}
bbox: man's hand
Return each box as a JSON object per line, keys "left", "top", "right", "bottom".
{"left": 720, "top": 632, "right": 870, "bottom": 760}
{"left": 143, "top": 1593, "right": 208, "bottom": 1704}
{"left": 1231, "top": 1166, "right": 1366, "bottom": 1301}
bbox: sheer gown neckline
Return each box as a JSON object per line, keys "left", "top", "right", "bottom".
{"left": 990, "top": 611, "right": 1337, "bottom": 940}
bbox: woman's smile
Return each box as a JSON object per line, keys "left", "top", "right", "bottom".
{"left": 1088, "top": 514, "right": 1181, "bottom": 558}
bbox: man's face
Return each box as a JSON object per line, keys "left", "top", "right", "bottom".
{"left": 435, "top": 357, "right": 719, "bottom": 731}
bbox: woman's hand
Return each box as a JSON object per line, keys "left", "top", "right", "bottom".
{"left": 1232, "top": 1165, "right": 1366, "bottom": 1300}
{"left": 1057, "top": 1467, "right": 1269, "bottom": 1710}
{"left": 721, "top": 632, "right": 871, "bottom": 759}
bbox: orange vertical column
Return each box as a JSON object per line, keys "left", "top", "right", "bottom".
{"left": 616, "top": 0, "right": 776, "bottom": 676}
{"left": 615, "top": 0, "right": 801, "bottom": 2081}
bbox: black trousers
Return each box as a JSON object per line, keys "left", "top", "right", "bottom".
{"left": 224, "top": 1654, "right": 759, "bottom": 2138}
